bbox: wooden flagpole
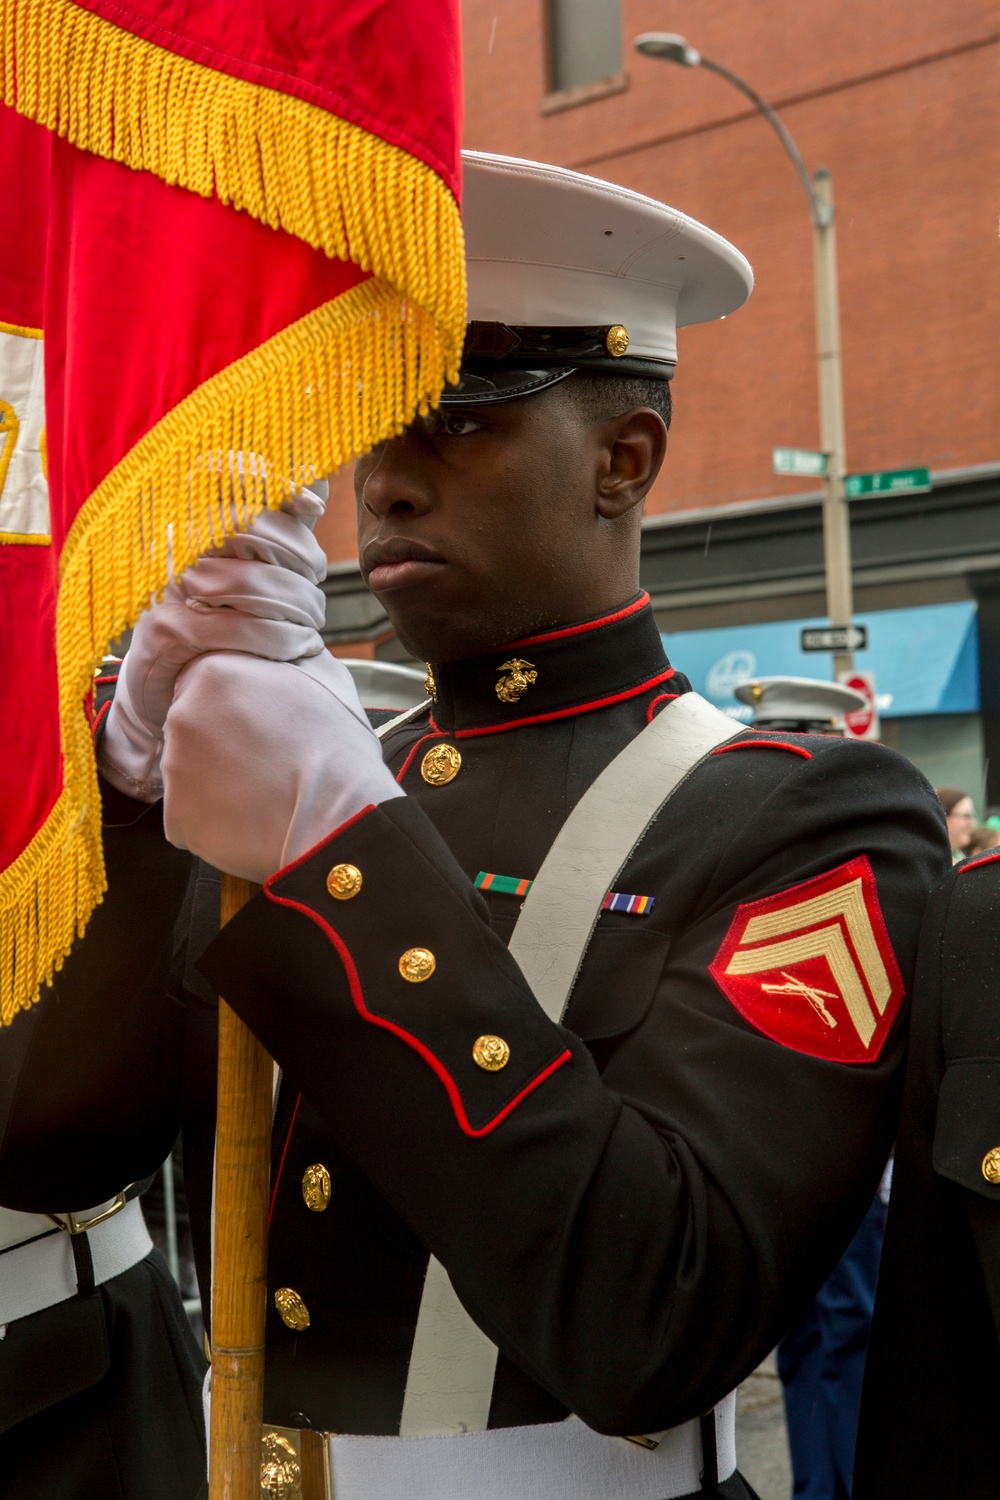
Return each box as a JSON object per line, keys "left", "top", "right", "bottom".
{"left": 210, "top": 873, "right": 272, "bottom": 1500}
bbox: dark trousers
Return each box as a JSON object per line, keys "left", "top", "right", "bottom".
{"left": 0, "top": 1250, "right": 207, "bottom": 1499}
{"left": 777, "top": 1196, "right": 886, "bottom": 1500}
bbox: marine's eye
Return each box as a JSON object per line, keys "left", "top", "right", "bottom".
{"left": 441, "top": 414, "right": 484, "bottom": 437}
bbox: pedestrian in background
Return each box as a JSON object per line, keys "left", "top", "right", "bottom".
{"left": 936, "top": 787, "right": 975, "bottom": 862}
{"left": 777, "top": 1172, "right": 890, "bottom": 1500}
{"left": 965, "top": 825, "right": 1000, "bottom": 859}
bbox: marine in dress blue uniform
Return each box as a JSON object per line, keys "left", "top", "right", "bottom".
{"left": 0, "top": 154, "right": 950, "bottom": 1500}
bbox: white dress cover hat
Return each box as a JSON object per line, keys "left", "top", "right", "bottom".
{"left": 734, "top": 676, "right": 868, "bottom": 730}
{"left": 441, "top": 151, "right": 753, "bottom": 404}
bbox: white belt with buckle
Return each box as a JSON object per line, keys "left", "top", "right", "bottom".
{"left": 259, "top": 1395, "right": 737, "bottom": 1500}
{"left": 0, "top": 1196, "right": 152, "bottom": 1326}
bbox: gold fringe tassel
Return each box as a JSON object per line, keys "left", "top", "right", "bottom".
{"left": 0, "top": 0, "right": 467, "bottom": 1022}
{"left": 1, "top": 0, "right": 466, "bottom": 356}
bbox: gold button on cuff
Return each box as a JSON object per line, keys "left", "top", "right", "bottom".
{"left": 302, "top": 1163, "right": 332, "bottom": 1213}
{"left": 327, "top": 863, "right": 363, "bottom": 900}
{"left": 472, "top": 1034, "right": 510, "bottom": 1071}
{"left": 399, "top": 947, "right": 436, "bottom": 983}
{"left": 274, "top": 1287, "right": 311, "bottom": 1331}
{"left": 605, "top": 324, "right": 630, "bottom": 357}
{"left": 421, "top": 743, "right": 462, "bottom": 786}
{"left": 982, "top": 1147, "right": 1000, "bottom": 1184}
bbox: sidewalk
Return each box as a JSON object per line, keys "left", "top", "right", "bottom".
{"left": 736, "top": 1354, "right": 791, "bottom": 1500}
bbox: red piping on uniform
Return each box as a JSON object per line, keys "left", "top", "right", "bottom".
{"left": 712, "top": 739, "right": 813, "bottom": 760}
{"left": 92, "top": 674, "right": 119, "bottom": 687}
{"left": 269, "top": 804, "right": 377, "bottom": 879}
{"left": 90, "top": 699, "right": 111, "bottom": 738}
{"left": 959, "top": 848, "right": 1000, "bottom": 873}
{"left": 394, "top": 732, "right": 444, "bottom": 784}
{"left": 263, "top": 887, "right": 571, "bottom": 1137}
{"left": 434, "top": 667, "right": 677, "bottom": 741}
{"left": 504, "top": 592, "right": 651, "bottom": 650}
{"left": 269, "top": 1092, "right": 302, "bottom": 1225}
{"left": 645, "top": 693, "right": 679, "bottom": 724}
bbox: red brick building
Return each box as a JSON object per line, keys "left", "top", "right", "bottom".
{"left": 320, "top": 1, "right": 1000, "bottom": 800}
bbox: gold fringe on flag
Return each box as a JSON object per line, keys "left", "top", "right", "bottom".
{"left": 0, "top": 0, "right": 466, "bottom": 1021}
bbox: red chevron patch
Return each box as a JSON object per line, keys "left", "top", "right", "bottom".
{"left": 709, "top": 857, "right": 905, "bottom": 1064}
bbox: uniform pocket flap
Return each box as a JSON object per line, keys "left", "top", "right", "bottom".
{"left": 933, "top": 1058, "right": 1000, "bottom": 1199}
{"left": 562, "top": 929, "right": 671, "bottom": 1041}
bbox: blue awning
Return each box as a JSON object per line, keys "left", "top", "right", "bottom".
{"left": 662, "top": 600, "right": 979, "bottom": 721}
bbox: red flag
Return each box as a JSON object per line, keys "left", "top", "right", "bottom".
{"left": 0, "top": 0, "right": 464, "bottom": 1020}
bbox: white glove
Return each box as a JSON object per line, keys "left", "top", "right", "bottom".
{"left": 162, "top": 650, "right": 405, "bottom": 882}
{"left": 100, "top": 485, "right": 329, "bottom": 802}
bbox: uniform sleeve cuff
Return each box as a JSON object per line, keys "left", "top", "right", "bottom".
{"left": 249, "top": 798, "right": 572, "bottom": 1136}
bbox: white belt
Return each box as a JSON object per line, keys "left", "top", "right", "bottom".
{"left": 257, "top": 1396, "right": 736, "bottom": 1500}
{"left": 331, "top": 1402, "right": 735, "bottom": 1500}
{"left": 0, "top": 1197, "right": 152, "bottom": 1325}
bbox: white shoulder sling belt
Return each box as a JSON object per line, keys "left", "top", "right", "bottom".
{"left": 376, "top": 692, "right": 743, "bottom": 1439}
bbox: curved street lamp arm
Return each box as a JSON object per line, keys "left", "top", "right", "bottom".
{"left": 698, "top": 56, "right": 828, "bottom": 225}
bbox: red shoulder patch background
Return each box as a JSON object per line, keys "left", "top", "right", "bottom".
{"left": 708, "top": 856, "right": 905, "bottom": 1064}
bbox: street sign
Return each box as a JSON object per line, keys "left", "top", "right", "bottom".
{"left": 800, "top": 625, "right": 868, "bottom": 653}
{"left": 845, "top": 467, "right": 930, "bottom": 497}
{"left": 839, "top": 670, "right": 879, "bottom": 741}
{"left": 773, "top": 447, "right": 828, "bottom": 478}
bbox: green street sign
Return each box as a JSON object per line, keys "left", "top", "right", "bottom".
{"left": 845, "top": 467, "right": 931, "bottom": 497}
{"left": 773, "top": 447, "right": 828, "bottom": 478}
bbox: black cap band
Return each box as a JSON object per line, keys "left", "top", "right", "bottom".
{"left": 438, "top": 321, "right": 675, "bottom": 407}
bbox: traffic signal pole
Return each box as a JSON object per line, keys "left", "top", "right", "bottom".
{"left": 811, "top": 168, "right": 854, "bottom": 678}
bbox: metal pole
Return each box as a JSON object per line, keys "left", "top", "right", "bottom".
{"left": 641, "top": 43, "right": 857, "bottom": 683}
{"left": 811, "top": 167, "right": 854, "bottom": 678}
{"left": 161, "top": 1147, "right": 181, "bottom": 1287}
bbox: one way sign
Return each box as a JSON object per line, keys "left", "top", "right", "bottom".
{"left": 800, "top": 625, "right": 868, "bottom": 653}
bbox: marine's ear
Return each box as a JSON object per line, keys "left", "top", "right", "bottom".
{"left": 595, "top": 408, "right": 668, "bottom": 521}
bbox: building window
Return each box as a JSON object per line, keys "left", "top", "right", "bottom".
{"left": 547, "top": 0, "right": 622, "bottom": 93}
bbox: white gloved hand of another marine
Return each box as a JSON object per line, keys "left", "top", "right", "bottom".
{"left": 161, "top": 650, "right": 404, "bottom": 883}
{"left": 99, "top": 483, "right": 329, "bottom": 802}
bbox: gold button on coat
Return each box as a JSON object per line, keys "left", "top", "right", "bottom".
{"left": 274, "top": 1287, "right": 311, "bottom": 1330}
{"left": 302, "top": 1163, "right": 332, "bottom": 1212}
{"left": 399, "top": 947, "right": 436, "bottom": 983}
{"left": 982, "top": 1147, "right": 1000, "bottom": 1184}
{"left": 421, "top": 743, "right": 462, "bottom": 785}
{"left": 472, "top": 1034, "right": 510, "bottom": 1071}
{"left": 327, "top": 863, "right": 362, "bottom": 900}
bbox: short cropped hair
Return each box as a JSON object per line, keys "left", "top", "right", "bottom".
{"left": 564, "top": 369, "right": 673, "bottom": 431}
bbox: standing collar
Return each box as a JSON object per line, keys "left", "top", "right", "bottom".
{"left": 426, "top": 592, "right": 674, "bottom": 735}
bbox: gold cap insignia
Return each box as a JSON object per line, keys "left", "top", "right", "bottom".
{"left": 982, "top": 1147, "right": 1000, "bottom": 1184}
{"left": 301, "top": 1163, "right": 332, "bottom": 1212}
{"left": 748, "top": 682, "right": 764, "bottom": 704}
{"left": 274, "top": 1287, "right": 311, "bottom": 1331}
{"left": 261, "top": 1432, "right": 301, "bottom": 1497}
{"left": 326, "top": 863, "right": 362, "bottom": 900}
{"left": 472, "top": 1034, "right": 510, "bottom": 1071}
{"left": 421, "top": 743, "right": 462, "bottom": 785}
{"left": 495, "top": 659, "right": 537, "bottom": 704}
{"left": 605, "top": 324, "right": 630, "bottom": 357}
{"left": 424, "top": 664, "right": 438, "bottom": 701}
{"left": 399, "top": 947, "right": 436, "bottom": 983}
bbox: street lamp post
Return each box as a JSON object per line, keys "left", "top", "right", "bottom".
{"left": 635, "top": 34, "right": 855, "bottom": 678}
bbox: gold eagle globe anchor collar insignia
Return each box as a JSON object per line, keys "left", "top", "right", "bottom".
{"left": 496, "top": 659, "right": 538, "bottom": 704}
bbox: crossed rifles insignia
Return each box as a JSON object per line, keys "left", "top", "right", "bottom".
{"left": 709, "top": 856, "right": 905, "bottom": 1063}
